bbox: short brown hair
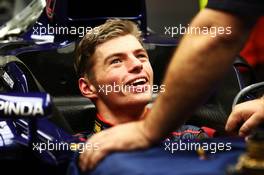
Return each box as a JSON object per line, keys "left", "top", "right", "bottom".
{"left": 74, "top": 19, "right": 142, "bottom": 78}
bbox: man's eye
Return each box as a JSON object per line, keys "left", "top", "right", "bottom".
{"left": 137, "top": 54, "right": 148, "bottom": 60}
{"left": 110, "top": 58, "right": 122, "bottom": 64}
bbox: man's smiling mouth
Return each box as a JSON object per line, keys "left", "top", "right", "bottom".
{"left": 125, "top": 77, "right": 148, "bottom": 87}
{"left": 124, "top": 77, "right": 150, "bottom": 93}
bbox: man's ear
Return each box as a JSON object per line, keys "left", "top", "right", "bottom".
{"left": 78, "top": 77, "right": 98, "bottom": 99}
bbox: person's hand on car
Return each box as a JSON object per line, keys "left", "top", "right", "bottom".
{"left": 79, "top": 120, "right": 154, "bottom": 171}
{"left": 226, "top": 98, "right": 264, "bottom": 137}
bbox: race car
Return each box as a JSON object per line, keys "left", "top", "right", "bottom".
{"left": 0, "top": 0, "right": 261, "bottom": 175}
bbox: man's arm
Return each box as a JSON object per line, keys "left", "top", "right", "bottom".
{"left": 79, "top": 9, "right": 254, "bottom": 171}
{"left": 142, "top": 8, "right": 252, "bottom": 142}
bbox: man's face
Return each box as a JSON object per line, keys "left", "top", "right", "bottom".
{"left": 92, "top": 34, "right": 153, "bottom": 109}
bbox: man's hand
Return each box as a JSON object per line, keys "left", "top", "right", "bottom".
{"left": 79, "top": 120, "right": 154, "bottom": 171}
{"left": 225, "top": 98, "right": 264, "bottom": 137}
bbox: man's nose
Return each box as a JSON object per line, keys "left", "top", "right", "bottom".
{"left": 127, "top": 56, "right": 143, "bottom": 73}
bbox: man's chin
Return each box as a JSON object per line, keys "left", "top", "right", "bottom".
{"left": 122, "top": 99, "right": 150, "bottom": 108}
{"left": 119, "top": 86, "right": 152, "bottom": 105}
{"left": 124, "top": 92, "right": 152, "bottom": 104}
{"left": 123, "top": 89, "right": 151, "bottom": 98}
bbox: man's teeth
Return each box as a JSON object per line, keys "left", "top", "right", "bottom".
{"left": 130, "top": 78, "right": 146, "bottom": 85}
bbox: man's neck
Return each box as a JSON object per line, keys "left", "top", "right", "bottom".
{"left": 95, "top": 102, "right": 149, "bottom": 125}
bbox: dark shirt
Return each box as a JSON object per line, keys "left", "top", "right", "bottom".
{"left": 75, "top": 113, "right": 209, "bottom": 142}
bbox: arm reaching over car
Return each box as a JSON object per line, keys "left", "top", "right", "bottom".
{"left": 79, "top": 121, "right": 152, "bottom": 171}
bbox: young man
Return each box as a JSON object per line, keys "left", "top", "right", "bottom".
{"left": 75, "top": 19, "right": 152, "bottom": 127}
{"left": 74, "top": 19, "right": 207, "bottom": 139}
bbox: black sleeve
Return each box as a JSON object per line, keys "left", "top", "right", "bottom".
{"left": 207, "top": 0, "right": 264, "bottom": 17}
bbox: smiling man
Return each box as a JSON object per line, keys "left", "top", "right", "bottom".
{"left": 75, "top": 19, "right": 153, "bottom": 128}
{"left": 74, "top": 19, "right": 207, "bottom": 141}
